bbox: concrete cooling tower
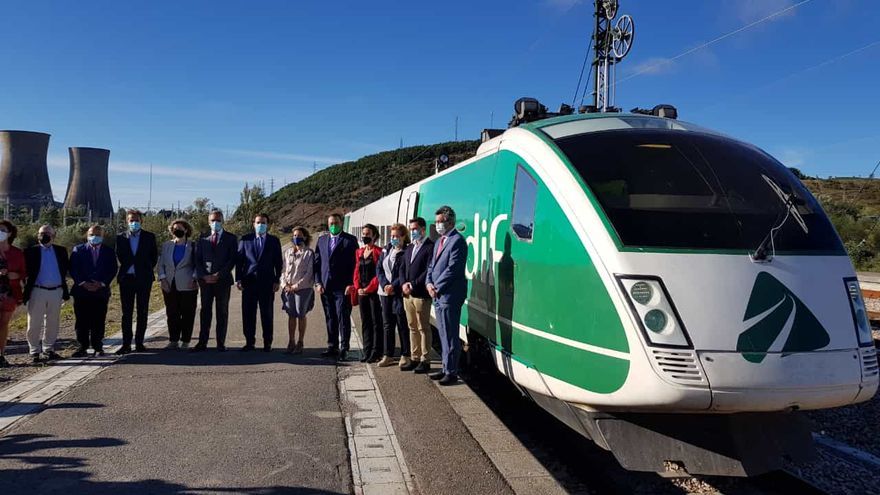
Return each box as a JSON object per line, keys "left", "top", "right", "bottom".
{"left": 63, "top": 147, "right": 113, "bottom": 219}
{"left": 0, "top": 130, "right": 55, "bottom": 211}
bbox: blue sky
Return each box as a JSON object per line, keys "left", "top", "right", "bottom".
{"left": 1, "top": 0, "right": 878, "bottom": 210}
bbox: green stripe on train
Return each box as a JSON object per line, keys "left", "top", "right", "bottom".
{"left": 418, "top": 149, "right": 630, "bottom": 393}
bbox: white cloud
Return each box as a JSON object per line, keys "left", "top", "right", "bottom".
{"left": 774, "top": 147, "right": 810, "bottom": 167}
{"left": 542, "top": 0, "right": 582, "bottom": 10}
{"left": 48, "top": 154, "right": 256, "bottom": 183}
{"left": 629, "top": 57, "right": 676, "bottom": 76}
{"left": 215, "top": 148, "right": 349, "bottom": 165}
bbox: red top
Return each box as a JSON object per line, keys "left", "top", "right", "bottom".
{"left": 352, "top": 245, "right": 381, "bottom": 294}
{"left": 1, "top": 246, "right": 25, "bottom": 312}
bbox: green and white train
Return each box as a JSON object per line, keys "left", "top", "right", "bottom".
{"left": 345, "top": 110, "right": 879, "bottom": 476}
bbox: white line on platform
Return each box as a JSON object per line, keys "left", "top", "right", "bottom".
{"left": 340, "top": 317, "right": 413, "bottom": 495}
{"left": 0, "top": 309, "right": 168, "bottom": 434}
{"left": 813, "top": 433, "right": 880, "bottom": 470}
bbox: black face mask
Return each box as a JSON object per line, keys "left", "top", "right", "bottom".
{"left": 173, "top": 229, "right": 186, "bottom": 238}
{"left": 361, "top": 236, "right": 372, "bottom": 245}
{"left": 39, "top": 234, "right": 51, "bottom": 245}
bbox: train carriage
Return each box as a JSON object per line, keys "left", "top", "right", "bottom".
{"left": 344, "top": 111, "right": 879, "bottom": 476}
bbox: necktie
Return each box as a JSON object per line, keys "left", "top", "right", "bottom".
{"left": 92, "top": 246, "right": 99, "bottom": 265}
{"left": 256, "top": 236, "right": 263, "bottom": 258}
{"left": 330, "top": 236, "right": 338, "bottom": 252}
{"left": 436, "top": 236, "right": 446, "bottom": 260}
{"left": 211, "top": 233, "right": 218, "bottom": 247}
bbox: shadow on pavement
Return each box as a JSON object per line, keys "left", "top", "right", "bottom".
{"left": 97, "top": 348, "right": 341, "bottom": 368}
{"left": 0, "top": 433, "right": 347, "bottom": 494}
{"left": 0, "top": 402, "right": 104, "bottom": 418}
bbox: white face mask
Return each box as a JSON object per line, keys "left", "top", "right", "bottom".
{"left": 435, "top": 222, "right": 447, "bottom": 236}
{"left": 0, "top": 231, "right": 8, "bottom": 242}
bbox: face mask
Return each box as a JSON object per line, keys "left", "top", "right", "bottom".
{"left": 390, "top": 238, "right": 400, "bottom": 247}
{"left": 0, "top": 231, "right": 8, "bottom": 242}
{"left": 39, "top": 233, "right": 52, "bottom": 245}
{"left": 361, "top": 236, "right": 372, "bottom": 245}
{"left": 328, "top": 224, "right": 342, "bottom": 235}
{"left": 254, "top": 223, "right": 268, "bottom": 235}
{"left": 292, "top": 237, "right": 304, "bottom": 246}
{"left": 173, "top": 229, "right": 186, "bottom": 238}
{"left": 129, "top": 221, "right": 141, "bottom": 232}
{"left": 211, "top": 221, "right": 223, "bottom": 233}
{"left": 435, "top": 222, "right": 447, "bottom": 236}
{"left": 410, "top": 230, "right": 422, "bottom": 241}
{"left": 88, "top": 235, "right": 103, "bottom": 245}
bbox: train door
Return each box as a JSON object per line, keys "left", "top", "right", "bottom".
{"left": 402, "top": 190, "right": 418, "bottom": 224}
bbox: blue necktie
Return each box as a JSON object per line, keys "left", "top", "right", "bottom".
{"left": 330, "top": 236, "right": 338, "bottom": 252}
{"left": 256, "top": 236, "right": 263, "bottom": 258}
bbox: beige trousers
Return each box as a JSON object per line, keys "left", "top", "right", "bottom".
{"left": 404, "top": 296, "right": 432, "bottom": 363}
{"left": 27, "top": 287, "right": 63, "bottom": 353}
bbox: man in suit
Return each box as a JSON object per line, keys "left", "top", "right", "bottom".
{"left": 313, "top": 213, "right": 358, "bottom": 360}
{"left": 24, "top": 225, "right": 70, "bottom": 363}
{"left": 193, "top": 209, "right": 238, "bottom": 352}
{"left": 236, "top": 213, "right": 283, "bottom": 352}
{"left": 426, "top": 205, "right": 468, "bottom": 386}
{"left": 70, "top": 225, "right": 118, "bottom": 358}
{"left": 115, "top": 209, "right": 159, "bottom": 354}
{"left": 399, "top": 217, "right": 435, "bottom": 373}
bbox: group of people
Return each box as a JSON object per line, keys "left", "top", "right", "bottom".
{"left": 0, "top": 205, "right": 468, "bottom": 386}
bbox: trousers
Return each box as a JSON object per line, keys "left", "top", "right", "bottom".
{"left": 403, "top": 296, "right": 432, "bottom": 363}
{"left": 26, "top": 287, "right": 63, "bottom": 353}
{"left": 198, "top": 282, "right": 231, "bottom": 347}
{"left": 434, "top": 300, "right": 463, "bottom": 375}
{"left": 119, "top": 275, "right": 153, "bottom": 347}
{"left": 74, "top": 295, "right": 109, "bottom": 351}
{"left": 321, "top": 290, "right": 352, "bottom": 351}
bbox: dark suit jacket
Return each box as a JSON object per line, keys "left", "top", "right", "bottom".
{"left": 236, "top": 233, "right": 283, "bottom": 287}
{"left": 24, "top": 244, "right": 70, "bottom": 302}
{"left": 401, "top": 238, "right": 434, "bottom": 299}
{"left": 377, "top": 243, "right": 406, "bottom": 313}
{"left": 313, "top": 232, "right": 358, "bottom": 292}
{"left": 194, "top": 230, "right": 238, "bottom": 287}
{"left": 70, "top": 243, "right": 118, "bottom": 299}
{"left": 427, "top": 230, "right": 468, "bottom": 305}
{"left": 116, "top": 230, "right": 158, "bottom": 284}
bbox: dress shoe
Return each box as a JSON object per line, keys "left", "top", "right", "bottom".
{"left": 413, "top": 361, "right": 431, "bottom": 374}
{"left": 338, "top": 350, "right": 348, "bottom": 361}
{"left": 45, "top": 351, "right": 62, "bottom": 361}
{"left": 94, "top": 349, "right": 106, "bottom": 357}
{"left": 359, "top": 355, "right": 368, "bottom": 363}
{"left": 240, "top": 345, "right": 255, "bottom": 352}
{"left": 262, "top": 346, "right": 271, "bottom": 353}
{"left": 439, "top": 374, "right": 459, "bottom": 386}
{"left": 0, "top": 355, "right": 8, "bottom": 367}
{"left": 135, "top": 344, "right": 147, "bottom": 352}
{"left": 31, "top": 353, "right": 42, "bottom": 364}
{"left": 376, "top": 356, "right": 395, "bottom": 367}
{"left": 115, "top": 346, "right": 131, "bottom": 356}
{"left": 165, "top": 342, "right": 179, "bottom": 350}
{"left": 366, "top": 354, "right": 381, "bottom": 363}
{"left": 320, "top": 348, "right": 338, "bottom": 358}
{"left": 217, "top": 345, "right": 227, "bottom": 352}
{"left": 71, "top": 348, "right": 88, "bottom": 358}
{"left": 179, "top": 342, "right": 190, "bottom": 350}
{"left": 294, "top": 342, "right": 304, "bottom": 355}
{"left": 189, "top": 344, "right": 207, "bottom": 353}
{"left": 398, "top": 356, "right": 411, "bottom": 368}
{"left": 429, "top": 371, "right": 446, "bottom": 381}
{"left": 400, "top": 359, "right": 418, "bottom": 371}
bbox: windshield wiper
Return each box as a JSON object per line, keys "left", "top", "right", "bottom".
{"left": 751, "top": 175, "right": 808, "bottom": 262}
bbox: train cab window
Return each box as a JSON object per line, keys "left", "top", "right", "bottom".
{"left": 511, "top": 165, "right": 538, "bottom": 241}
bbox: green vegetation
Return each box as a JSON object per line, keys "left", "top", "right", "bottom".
{"left": 808, "top": 178, "right": 880, "bottom": 271}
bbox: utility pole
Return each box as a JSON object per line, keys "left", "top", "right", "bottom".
{"left": 454, "top": 116, "right": 459, "bottom": 141}
{"left": 270, "top": 177, "right": 275, "bottom": 195}
{"left": 313, "top": 161, "right": 317, "bottom": 174}
{"left": 148, "top": 162, "right": 153, "bottom": 213}
{"left": 490, "top": 111, "right": 494, "bottom": 128}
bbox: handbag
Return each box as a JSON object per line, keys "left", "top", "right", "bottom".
{"left": 349, "top": 287, "right": 359, "bottom": 307}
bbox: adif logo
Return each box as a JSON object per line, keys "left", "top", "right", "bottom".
{"left": 464, "top": 212, "right": 508, "bottom": 281}
{"left": 736, "top": 272, "right": 830, "bottom": 363}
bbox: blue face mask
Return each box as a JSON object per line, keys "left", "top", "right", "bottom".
{"left": 129, "top": 221, "right": 141, "bottom": 232}
{"left": 88, "top": 235, "right": 103, "bottom": 245}
{"left": 390, "top": 238, "right": 400, "bottom": 247}
{"left": 255, "top": 223, "right": 268, "bottom": 235}
{"left": 410, "top": 229, "right": 422, "bottom": 241}
{"left": 211, "top": 221, "right": 223, "bottom": 233}
{"left": 292, "top": 237, "right": 304, "bottom": 246}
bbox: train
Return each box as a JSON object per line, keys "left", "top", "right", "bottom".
{"left": 344, "top": 102, "right": 879, "bottom": 476}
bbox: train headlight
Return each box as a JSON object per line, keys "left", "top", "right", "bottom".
{"left": 845, "top": 278, "right": 873, "bottom": 346}
{"left": 617, "top": 276, "right": 692, "bottom": 348}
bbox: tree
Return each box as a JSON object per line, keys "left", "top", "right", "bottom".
{"left": 38, "top": 205, "right": 61, "bottom": 227}
{"left": 234, "top": 183, "right": 266, "bottom": 223}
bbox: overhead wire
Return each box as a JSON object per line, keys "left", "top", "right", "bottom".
{"left": 571, "top": 37, "right": 593, "bottom": 108}
{"left": 614, "top": 0, "right": 814, "bottom": 86}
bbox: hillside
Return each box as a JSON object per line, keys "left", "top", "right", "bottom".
{"left": 265, "top": 140, "right": 479, "bottom": 232}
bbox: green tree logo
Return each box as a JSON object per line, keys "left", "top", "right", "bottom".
{"left": 737, "top": 272, "right": 830, "bottom": 363}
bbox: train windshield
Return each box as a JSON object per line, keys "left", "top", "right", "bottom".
{"left": 553, "top": 129, "right": 844, "bottom": 253}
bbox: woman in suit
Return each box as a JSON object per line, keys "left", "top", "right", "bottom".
{"left": 376, "top": 224, "right": 411, "bottom": 368}
{"left": 0, "top": 220, "right": 25, "bottom": 367}
{"left": 351, "top": 224, "right": 383, "bottom": 362}
{"left": 158, "top": 219, "right": 199, "bottom": 349}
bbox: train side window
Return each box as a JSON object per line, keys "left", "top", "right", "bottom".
{"left": 511, "top": 165, "right": 537, "bottom": 241}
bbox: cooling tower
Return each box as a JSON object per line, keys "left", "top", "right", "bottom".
{"left": 63, "top": 147, "right": 113, "bottom": 219}
{"left": 0, "top": 130, "right": 55, "bottom": 212}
